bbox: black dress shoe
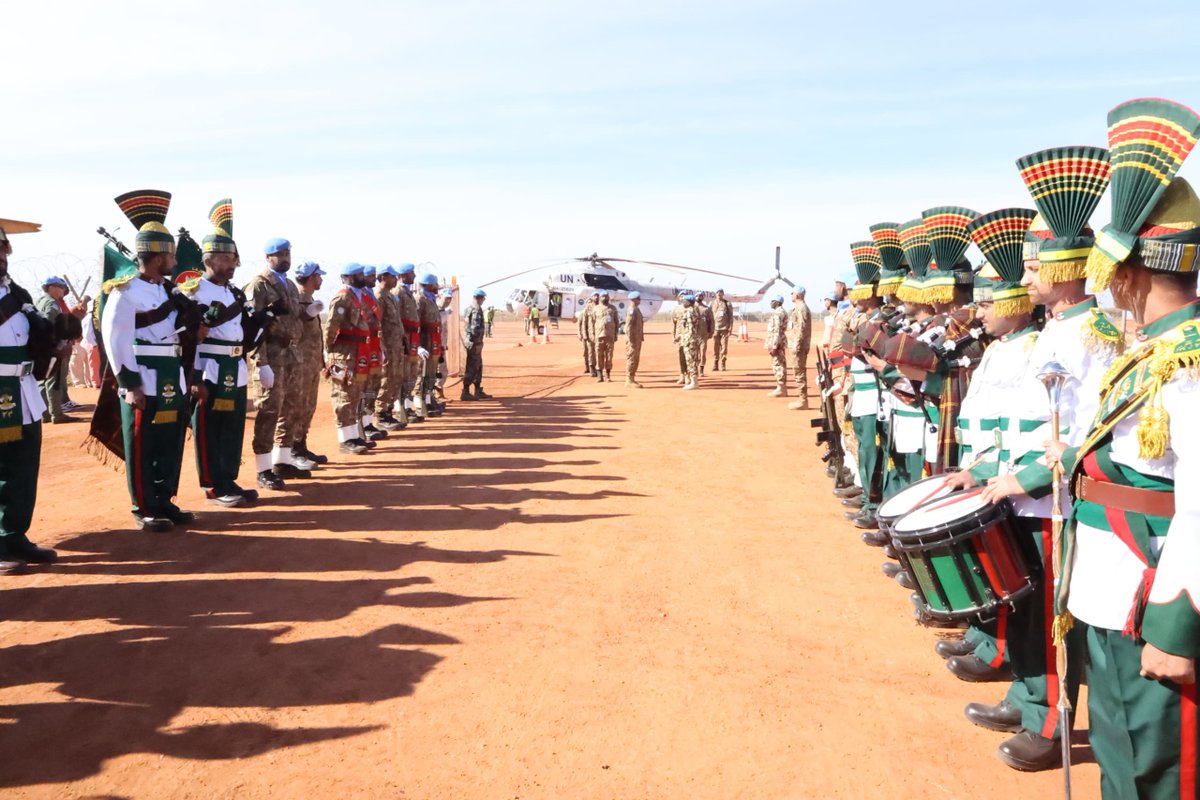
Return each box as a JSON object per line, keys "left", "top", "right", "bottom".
{"left": 4, "top": 537, "right": 57, "bottom": 564}
{"left": 841, "top": 496, "right": 863, "bottom": 508}
{"left": 134, "top": 514, "right": 174, "bottom": 533}
{"left": 934, "top": 637, "right": 977, "bottom": 659}
{"left": 163, "top": 506, "right": 195, "bottom": 526}
{"left": 855, "top": 513, "right": 882, "bottom": 533}
{"left": 274, "top": 463, "right": 311, "bottom": 480}
{"left": 946, "top": 654, "right": 1014, "bottom": 683}
{"left": 230, "top": 484, "right": 260, "bottom": 502}
{"left": 206, "top": 490, "right": 247, "bottom": 508}
{"left": 883, "top": 543, "right": 898, "bottom": 559}
{"left": 843, "top": 509, "right": 863, "bottom": 520}
{"left": 364, "top": 425, "right": 388, "bottom": 441}
{"left": 257, "top": 470, "right": 285, "bottom": 490}
{"left": 895, "top": 570, "right": 916, "bottom": 590}
{"left": 339, "top": 439, "right": 370, "bottom": 455}
{"left": 881, "top": 561, "right": 901, "bottom": 578}
{"left": 998, "top": 731, "right": 1061, "bottom": 771}
{"left": 964, "top": 700, "right": 1024, "bottom": 733}
{"left": 825, "top": 465, "right": 836, "bottom": 478}
{"left": 860, "top": 529, "right": 887, "bottom": 545}
{"left": 834, "top": 485, "right": 863, "bottom": 499}
{"left": 474, "top": 388, "right": 493, "bottom": 399}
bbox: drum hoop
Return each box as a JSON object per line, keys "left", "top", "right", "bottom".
{"left": 891, "top": 493, "right": 1011, "bottom": 544}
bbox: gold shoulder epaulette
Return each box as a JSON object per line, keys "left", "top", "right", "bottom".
{"left": 1082, "top": 308, "right": 1125, "bottom": 355}
{"left": 1134, "top": 321, "right": 1200, "bottom": 459}
{"left": 101, "top": 272, "right": 138, "bottom": 294}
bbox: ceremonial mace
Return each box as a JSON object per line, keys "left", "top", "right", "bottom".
{"left": 1038, "top": 361, "right": 1072, "bottom": 799}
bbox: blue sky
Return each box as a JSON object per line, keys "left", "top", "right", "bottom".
{"left": 5, "top": 0, "right": 1200, "bottom": 304}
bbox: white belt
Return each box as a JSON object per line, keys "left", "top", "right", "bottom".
{"left": 0, "top": 361, "right": 33, "bottom": 377}
{"left": 133, "top": 344, "right": 182, "bottom": 357}
{"left": 198, "top": 343, "right": 244, "bottom": 357}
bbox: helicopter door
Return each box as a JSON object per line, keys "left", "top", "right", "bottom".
{"left": 548, "top": 291, "right": 563, "bottom": 320}
{"left": 560, "top": 294, "right": 576, "bottom": 320}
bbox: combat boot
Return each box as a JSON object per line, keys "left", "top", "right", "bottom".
{"left": 788, "top": 398, "right": 810, "bottom": 410}
{"left": 377, "top": 412, "right": 403, "bottom": 430}
{"left": 675, "top": 374, "right": 686, "bottom": 385}
{"left": 339, "top": 438, "right": 370, "bottom": 455}
{"left": 393, "top": 402, "right": 409, "bottom": 428}
{"left": 410, "top": 396, "right": 427, "bottom": 421}
{"left": 474, "top": 386, "right": 493, "bottom": 399}
{"left": 460, "top": 386, "right": 476, "bottom": 401}
{"left": 295, "top": 437, "right": 328, "bottom": 465}
{"left": 682, "top": 379, "right": 698, "bottom": 391}
{"left": 605, "top": 371, "right": 611, "bottom": 381}
{"left": 767, "top": 385, "right": 786, "bottom": 398}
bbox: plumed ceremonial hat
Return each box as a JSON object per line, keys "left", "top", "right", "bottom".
{"left": 847, "top": 241, "right": 882, "bottom": 301}
{"left": 202, "top": 198, "right": 237, "bottom": 255}
{"left": 967, "top": 208, "right": 1038, "bottom": 317}
{"left": 1087, "top": 98, "right": 1200, "bottom": 291}
{"left": 870, "top": 223, "right": 906, "bottom": 296}
{"left": 895, "top": 220, "right": 932, "bottom": 303}
{"left": 114, "top": 189, "right": 175, "bottom": 255}
{"left": 922, "top": 206, "right": 979, "bottom": 304}
{"left": 1015, "top": 146, "right": 1111, "bottom": 284}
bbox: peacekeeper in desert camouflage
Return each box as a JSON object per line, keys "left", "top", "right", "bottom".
{"left": 245, "top": 237, "right": 305, "bottom": 490}
{"left": 788, "top": 286, "right": 812, "bottom": 409}
{"left": 393, "top": 263, "right": 421, "bottom": 422}
{"left": 358, "top": 265, "right": 387, "bottom": 440}
{"left": 670, "top": 289, "right": 690, "bottom": 384}
{"left": 677, "top": 292, "right": 701, "bottom": 390}
{"left": 624, "top": 290, "right": 645, "bottom": 388}
{"left": 590, "top": 290, "right": 619, "bottom": 382}
{"left": 577, "top": 295, "right": 595, "bottom": 374}
{"left": 374, "top": 265, "right": 407, "bottom": 430}
{"left": 710, "top": 288, "right": 734, "bottom": 370}
{"left": 413, "top": 272, "right": 443, "bottom": 418}
{"left": 694, "top": 292, "right": 714, "bottom": 377}
{"left": 764, "top": 294, "right": 789, "bottom": 397}
{"left": 324, "top": 262, "right": 372, "bottom": 455}
{"left": 287, "top": 260, "right": 328, "bottom": 468}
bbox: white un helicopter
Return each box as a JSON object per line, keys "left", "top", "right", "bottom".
{"left": 482, "top": 249, "right": 793, "bottom": 322}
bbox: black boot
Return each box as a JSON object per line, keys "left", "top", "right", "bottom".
{"left": 297, "top": 438, "right": 328, "bottom": 465}
{"left": 474, "top": 386, "right": 493, "bottom": 399}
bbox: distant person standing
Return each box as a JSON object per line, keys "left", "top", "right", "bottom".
{"left": 624, "top": 291, "right": 645, "bottom": 388}
{"left": 788, "top": 287, "right": 812, "bottom": 410}
{"left": 324, "top": 263, "right": 371, "bottom": 455}
{"left": 764, "top": 294, "right": 789, "bottom": 397}
{"left": 820, "top": 291, "right": 838, "bottom": 351}
{"left": 484, "top": 305, "right": 495, "bottom": 337}
{"left": 694, "top": 292, "right": 714, "bottom": 377}
{"left": 290, "top": 260, "right": 329, "bottom": 465}
{"left": 528, "top": 302, "right": 541, "bottom": 339}
{"left": 678, "top": 293, "right": 701, "bottom": 390}
{"left": 580, "top": 293, "right": 599, "bottom": 375}
{"left": 461, "top": 289, "right": 491, "bottom": 400}
{"left": 36, "top": 276, "right": 84, "bottom": 423}
{"left": 710, "top": 289, "right": 733, "bottom": 371}
{"left": 671, "top": 290, "right": 689, "bottom": 384}
{"left": 591, "top": 290, "right": 618, "bottom": 382}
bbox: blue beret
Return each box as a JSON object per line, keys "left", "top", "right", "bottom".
{"left": 715, "top": 288, "right": 724, "bottom": 293}
{"left": 682, "top": 293, "right": 696, "bottom": 301}
{"left": 627, "top": 291, "right": 641, "bottom": 300}
{"left": 472, "top": 288, "right": 487, "bottom": 298}
{"left": 396, "top": 262, "right": 416, "bottom": 275}
{"left": 439, "top": 287, "right": 454, "bottom": 298}
{"left": 597, "top": 289, "right": 608, "bottom": 297}
{"left": 837, "top": 299, "right": 851, "bottom": 310}
{"left": 43, "top": 275, "right": 68, "bottom": 288}
{"left": 419, "top": 272, "right": 439, "bottom": 285}
{"left": 340, "top": 262, "right": 364, "bottom": 277}
{"left": 794, "top": 285, "right": 806, "bottom": 295}
{"left": 265, "top": 238, "right": 291, "bottom": 255}
{"left": 838, "top": 271, "right": 856, "bottom": 285}
{"left": 824, "top": 291, "right": 838, "bottom": 302}
{"left": 772, "top": 294, "right": 785, "bottom": 303}
{"left": 363, "top": 264, "right": 377, "bottom": 276}
{"left": 294, "top": 261, "right": 325, "bottom": 279}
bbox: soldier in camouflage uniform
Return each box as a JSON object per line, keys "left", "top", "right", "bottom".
{"left": 677, "top": 292, "right": 701, "bottom": 390}
{"left": 324, "top": 262, "right": 371, "bottom": 455}
{"left": 461, "top": 288, "right": 492, "bottom": 400}
{"left": 374, "top": 265, "right": 406, "bottom": 430}
{"left": 590, "top": 290, "right": 619, "bottom": 381}
{"left": 671, "top": 290, "right": 689, "bottom": 383}
{"left": 245, "top": 237, "right": 304, "bottom": 490}
{"left": 577, "top": 295, "right": 595, "bottom": 374}
{"left": 710, "top": 288, "right": 734, "bottom": 371}
{"left": 395, "top": 263, "right": 421, "bottom": 422}
{"left": 624, "top": 291, "right": 645, "bottom": 388}
{"left": 413, "top": 272, "right": 442, "bottom": 418}
{"left": 694, "top": 292, "right": 714, "bottom": 377}
{"left": 764, "top": 294, "right": 789, "bottom": 397}
{"left": 358, "top": 265, "right": 387, "bottom": 440}
{"left": 787, "top": 287, "right": 812, "bottom": 410}
{"left": 288, "top": 261, "right": 328, "bottom": 467}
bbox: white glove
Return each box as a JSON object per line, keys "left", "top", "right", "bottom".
{"left": 258, "top": 365, "right": 275, "bottom": 389}
{"left": 417, "top": 347, "right": 430, "bottom": 359}
{"left": 307, "top": 301, "right": 324, "bottom": 318}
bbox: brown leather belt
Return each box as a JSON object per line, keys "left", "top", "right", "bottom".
{"left": 1075, "top": 475, "right": 1175, "bottom": 517}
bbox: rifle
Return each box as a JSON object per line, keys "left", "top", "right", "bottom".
{"left": 811, "top": 345, "right": 847, "bottom": 487}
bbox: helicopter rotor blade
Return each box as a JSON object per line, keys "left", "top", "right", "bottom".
{"left": 600, "top": 257, "right": 759, "bottom": 282}
{"left": 477, "top": 260, "right": 575, "bottom": 288}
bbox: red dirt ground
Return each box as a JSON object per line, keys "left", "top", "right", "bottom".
{"left": 0, "top": 320, "right": 1099, "bottom": 799}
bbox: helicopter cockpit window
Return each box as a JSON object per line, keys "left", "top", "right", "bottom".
{"left": 582, "top": 274, "right": 628, "bottom": 291}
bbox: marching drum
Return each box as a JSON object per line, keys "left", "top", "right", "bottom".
{"left": 891, "top": 489, "right": 1037, "bottom": 622}
{"left": 876, "top": 474, "right": 957, "bottom": 533}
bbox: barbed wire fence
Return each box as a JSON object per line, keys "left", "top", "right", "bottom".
{"left": 9, "top": 251, "right": 102, "bottom": 301}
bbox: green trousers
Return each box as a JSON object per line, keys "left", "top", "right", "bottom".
{"left": 1088, "top": 626, "right": 1199, "bottom": 799}
{"left": 191, "top": 382, "right": 247, "bottom": 497}
{"left": 120, "top": 394, "right": 187, "bottom": 518}
{"left": 884, "top": 449, "right": 923, "bottom": 501}
{"left": 0, "top": 422, "right": 41, "bottom": 544}
{"left": 852, "top": 414, "right": 882, "bottom": 512}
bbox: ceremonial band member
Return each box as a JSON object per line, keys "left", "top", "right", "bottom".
{"left": 624, "top": 290, "right": 645, "bottom": 388}
{"left": 1049, "top": 99, "right": 1200, "bottom": 799}
{"left": 461, "top": 288, "right": 491, "bottom": 399}
{"left": 711, "top": 288, "right": 733, "bottom": 371}
{"left": 190, "top": 199, "right": 256, "bottom": 508}
{"left": 102, "top": 190, "right": 193, "bottom": 532}
{"left": 245, "top": 237, "right": 304, "bottom": 489}
{"left": 325, "top": 263, "right": 371, "bottom": 454}
{"left": 0, "top": 225, "right": 57, "bottom": 573}
{"left": 842, "top": 245, "right": 884, "bottom": 530}
{"left": 290, "top": 260, "right": 328, "bottom": 466}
